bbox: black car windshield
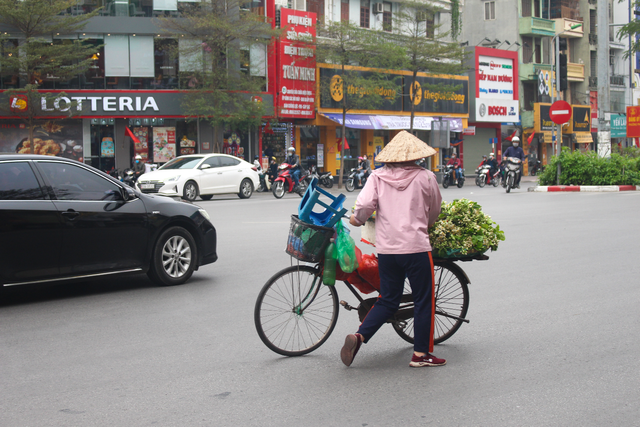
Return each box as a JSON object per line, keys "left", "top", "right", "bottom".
{"left": 160, "top": 157, "right": 203, "bottom": 170}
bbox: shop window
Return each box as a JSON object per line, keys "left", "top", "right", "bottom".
{"left": 307, "top": 0, "right": 324, "bottom": 25}
{"left": 90, "top": 124, "right": 116, "bottom": 173}
{"left": 299, "top": 126, "right": 319, "bottom": 170}
{"left": 484, "top": 1, "right": 495, "bottom": 20}
{"left": 425, "top": 11, "right": 435, "bottom": 39}
{"left": 154, "top": 38, "right": 179, "bottom": 89}
{"left": 83, "top": 41, "right": 105, "bottom": 89}
{"left": 360, "top": 0, "right": 370, "bottom": 28}
{"left": 1, "top": 39, "right": 20, "bottom": 89}
{"left": 382, "top": 2, "right": 392, "bottom": 32}
{"left": 336, "top": 128, "right": 360, "bottom": 172}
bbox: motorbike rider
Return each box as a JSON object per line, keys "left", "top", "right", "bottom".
{"left": 446, "top": 152, "right": 463, "bottom": 184}
{"left": 284, "top": 146, "right": 301, "bottom": 187}
{"left": 487, "top": 153, "right": 498, "bottom": 177}
{"left": 132, "top": 155, "right": 145, "bottom": 179}
{"left": 503, "top": 136, "right": 526, "bottom": 188}
{"left": 267, "top": 157, "right": 278, "bottom": 183}
{"left": 253, "top": 155, "right": 262, "bottom": 171}
{"left": 356, "top": 154, "right": 371, "bottom": 187}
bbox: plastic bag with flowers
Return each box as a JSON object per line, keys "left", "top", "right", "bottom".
{"left": 428, "top": 198, "right": 505, "bottom": 259}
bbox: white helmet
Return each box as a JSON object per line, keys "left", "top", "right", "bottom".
{"left": 135, "top": 154, "right": 142, "bottom": 160}
{"left": 287, "top": 147, "right": 295, "bottom": 153}
{"left": 512, "top": 136, "right": 520, "bottom": 143}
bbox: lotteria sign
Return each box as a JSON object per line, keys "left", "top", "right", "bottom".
{"left": 277, "top": 8, "right": 316, "bottom": 119}
{"left": 1, "top": 91, "right": 274, "bottom": 117}
{"left": 473, "top": 47, "right": 519, "bottom": 123}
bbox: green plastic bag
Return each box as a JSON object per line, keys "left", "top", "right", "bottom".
{"left": 336, "top": 220, "right": 358, "bottom": 274}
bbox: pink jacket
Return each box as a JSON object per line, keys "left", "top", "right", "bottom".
{"left": 352, "top": 165, "right": 442, "bottom": 254}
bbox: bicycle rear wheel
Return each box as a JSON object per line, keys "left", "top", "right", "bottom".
{"left": 254, "top": 265, "right": 339, "bottom": 356}
{"left": 391, "top": 262, "right": 469, "bottom": 345}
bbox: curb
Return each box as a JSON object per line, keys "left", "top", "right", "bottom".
{"left": 528, "top": 185, "right": 640, "bottom": 192}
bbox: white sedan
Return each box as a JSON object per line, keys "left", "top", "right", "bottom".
{"left": 137, "top": 154, "right": 260, "bottom": 201}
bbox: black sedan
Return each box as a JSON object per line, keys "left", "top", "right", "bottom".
{"left": 0, "top": 155, "right": 217, "bottom": 288}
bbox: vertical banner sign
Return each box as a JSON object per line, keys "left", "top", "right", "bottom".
{"left": 626, "top": 106, "right": 640, "bottom": 138}
{"left": 474, "top": 47, "right": 519, "bottom": 123}
{"left": 153, "top": 127, "right": 176, "bottom": 163}
{"left": 277, "top": 8, "right": 316, "bottom": 119}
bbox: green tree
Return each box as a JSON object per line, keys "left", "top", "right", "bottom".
{"left": 0, "top": 0, "right": 100, "bottom": 153}
{"left": 390, "top": 0, "right": 467, "bottom": 131}
{"left": 617, "top": 0, "right": 640, "bottom": 59}
{"left": 158, "top": 0, "right": 282, "bottom": 152}
{"left": 316, "top": 21, "right": 404, "bottom": 187}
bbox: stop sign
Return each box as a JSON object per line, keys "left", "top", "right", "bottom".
{"left": 549, "top": 100, "right": 572, "bottom": 125}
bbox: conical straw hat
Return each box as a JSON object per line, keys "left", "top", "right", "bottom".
{"left": 374, "top": 130, "right": 437, "bottom": 163}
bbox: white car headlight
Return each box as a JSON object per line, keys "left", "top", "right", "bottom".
{"left": 167, "top": 175, "right": 181, "bottom": 182}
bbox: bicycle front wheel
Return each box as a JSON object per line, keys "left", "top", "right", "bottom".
{"left": 254, "top": 265, "right": 339, "bottom": 356}
{"left": 433, "top": 262, "right": 469, "bottom": 344}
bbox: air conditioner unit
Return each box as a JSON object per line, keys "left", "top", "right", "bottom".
{"left": 374, "top": 3, "right": 384, "bottom": 14}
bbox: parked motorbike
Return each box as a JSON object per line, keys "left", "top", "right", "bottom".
{"left": 475, "top": 164, "right": 500, "bottom": 188}
{"left": 440, "top": 164, "right": 465, "bottom": 188}
{"left": 503, "top": 157, "right": 522, "bottom": 193}
{"left": 529, "top": 159, "right": 543, "bottom": 176}
{"left": 272, "top": 163, "right": 307, "bottom": 198}
{"left": 308, "top": 165, "right": 334, "bottom": 189}
{"left": 345, "top": 168, "right": 368, "bottom": 192}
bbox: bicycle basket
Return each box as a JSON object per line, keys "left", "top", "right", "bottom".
{"left": 285, "top": 214, "right": 335, "bottom": 262}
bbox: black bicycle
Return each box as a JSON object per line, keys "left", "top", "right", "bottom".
{"left": 254, "top": 252, "right": 486, "bottom": 357}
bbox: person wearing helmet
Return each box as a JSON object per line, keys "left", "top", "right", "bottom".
{"left": 503, "top": 136, "right": 525, "bottom": 187}
{"left": 284, "top": 146, "right": 301, "bottom": 186}
{"left": 267, "top": 156, "right": 278, "bottom": 185}
{"left": 253, "top": 155, "right": 262, "bottom": 171}
{"left": 132, "top": 154, "right": 145, "bottom": 178}
{"left": 446, "top": 152, "right": 463, "bottom": 184}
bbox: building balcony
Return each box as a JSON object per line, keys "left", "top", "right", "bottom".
{"left": 609, "top": 40, "right": 626, "bottom": 51}
{"left": 567, "top": 62, "right": 585, "bottom": 82}
{"left": 519, "top": 17, "right": 556, "bottom": 38}
{"left": 554, "top": 18, "right": 584, "bottom": 38}
{"left": 611, "top": 75, "right": 626, "bottom": 86}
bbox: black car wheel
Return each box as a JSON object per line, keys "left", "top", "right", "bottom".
{"left": 148, "top": 226, "right": 197, "bottom": 286}
{"left": 183, "top": 181, "right": 199, "bottom": 202}
{"left": 238, "top": 179, "right": 253, "bottom": 199}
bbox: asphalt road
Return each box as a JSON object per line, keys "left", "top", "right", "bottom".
{"left": 2, "top": 180, "right": 639, "bottom": 427}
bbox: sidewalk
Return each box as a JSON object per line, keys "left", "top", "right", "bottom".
{"left": 525, "top": 174, "right": 640, "bottom": 192}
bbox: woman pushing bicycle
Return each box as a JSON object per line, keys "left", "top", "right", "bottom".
{"left": 343, "top": 131, "right": 445, "bottom": 368}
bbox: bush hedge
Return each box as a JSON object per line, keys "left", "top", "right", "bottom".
{"left": 538, "top": 148, "right": 640, "bottom": 186}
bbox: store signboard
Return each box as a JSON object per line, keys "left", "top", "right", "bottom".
{"left": 472, "top": 47, "right": 519, "bottom": 123}
{"left": 571, "top": 105, "right": 591, "bottom": 133}
{"left": 626, "top": 106, "right": 640, "bottom": 138}
{"left": 610, "top": 114, "right": 626, "bottom": 138}
{"left": 277, "top": 8, "right": 316, "bottom": 119}
{"left": 534, "top": 103, "right": 554, "bottom": 133}
{"left": 0, "top": 91, "right": 274, "bottom": 118}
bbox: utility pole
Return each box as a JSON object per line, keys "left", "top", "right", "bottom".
{"left": 597, "top": 0, "right": 611, "bottom": 157}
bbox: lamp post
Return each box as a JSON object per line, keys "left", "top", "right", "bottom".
{"left": 550, "top": 23, "right": 582, "bottom": 185}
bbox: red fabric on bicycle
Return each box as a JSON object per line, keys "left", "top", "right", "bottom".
{"left": 335, "top": 247, "right": 377, "bottom": 294}
{"left": 357, "top": 254, "right": 380, "bottom": 291}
